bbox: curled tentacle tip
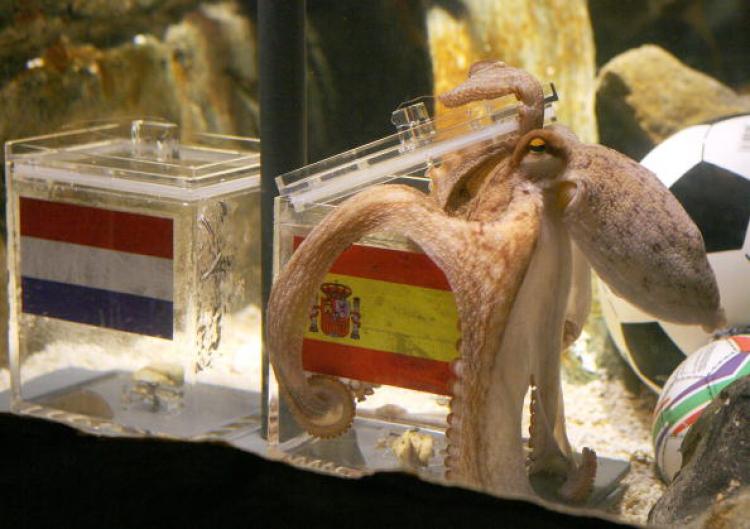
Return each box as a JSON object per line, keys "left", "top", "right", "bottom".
{"left": 559, "top": 447, "right": 598, "bottom": 504}
{"left": 293, "top": 375, "right": 355, "bottom": 439}
{"left": 438, "top": 60, "right": 544, "bottom": 117}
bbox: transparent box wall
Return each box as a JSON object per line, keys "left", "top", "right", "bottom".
{"left": 6, "top": 120, "right": 262, "bottom": 440}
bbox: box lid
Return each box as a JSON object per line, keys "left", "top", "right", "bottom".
{"left": 6, "top": 120, "right": 261, "bottom": 201}
{"left": 277, "top": 83, "right": 557, "bottom": 211}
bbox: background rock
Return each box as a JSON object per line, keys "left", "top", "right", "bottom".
{"left": 425, "top": 0, "right": 598, "bottom": 143}
{"left": 0, "top": 0, "right": 224, "bottom": 85}
{"left": 164, "top": 2, "right": 259, "bottom": 137}
{"left": 589, "top": 0, "right": 750, "bottom": 91}
{"left": 596, "top": 44, "right": 750, "bottom": 160}
{"left": 0, "top": 3, "right": 259, "bottom": 149}
{"left": 0, "top": 1, "right": 434, "bottom": 175}
{"left": 649, "top": 376, "right": 750, "bottom": 528}
{"left": 693, "top": 487, "right": 750, "bottom": 529}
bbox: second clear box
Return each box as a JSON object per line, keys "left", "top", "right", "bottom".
{"left": 6, "top": 120, "right": 263, "bottom": 440}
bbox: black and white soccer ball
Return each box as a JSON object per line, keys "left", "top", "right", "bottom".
{"left": 600, "top": 114, "right": 750, "bottom": 392}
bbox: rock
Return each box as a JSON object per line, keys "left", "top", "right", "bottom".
{"left": 128, "top": 363, "right": 186, "bottom": 413}
{"left": 695, "top": 487, "right": 750, "bottom": 529}
{"left": 589, "top": 1, "right": 750, "bottom": 90}
{"left": 133, "top": 363, "right": 185, "bottom": 387}
{"left": 596, "top": 44, "right": 750, "bottom": 159}
{"left": 425, "top": 0, "right": 598, "bottom": 143}
{"left": 164, "top": 2, "right": 259, "bottom": 138}
{"left": 652, "top": 485, "right": 750, "bottom": 529}
{"left": 0, "top": 35, "right": 177, "bottom": 144}
{"left": 0, "top": 1, "right": 225, "bottom": 84}
{"left": 649, "top": 376, "right": 750, "bottom": 528}
{"left": 0, "top": 3, "right": 259, "bottom": 147}
{"left": 390, "top": 429, "right": 435, "bottom": 470}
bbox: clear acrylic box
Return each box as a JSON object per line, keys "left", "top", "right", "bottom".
{"left": 271, "top": 191, "right": 455, "bottom": 478}
{"left": 5, "top": 120, "right": 263, "bottom": 440}
{"left": 268, "top": 90, "right": 566, "bottom": 479}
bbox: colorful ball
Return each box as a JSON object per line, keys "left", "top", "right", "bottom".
{"left": 652, "top": 334, "right": 750, "bottom": 482}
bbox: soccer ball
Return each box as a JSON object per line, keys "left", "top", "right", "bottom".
{"left": 600, "top": 114, "right": 750, "bottom": 392}
{"left": 652, "top": 334, "right": 750, "bottom": 482}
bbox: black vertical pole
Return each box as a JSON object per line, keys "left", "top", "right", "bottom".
{"left": 258, "top": 0, "right": 307, "bottom": 438}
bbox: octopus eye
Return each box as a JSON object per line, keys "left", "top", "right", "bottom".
{"left": 529, "top": 137, "right": 546, "bottom": 153}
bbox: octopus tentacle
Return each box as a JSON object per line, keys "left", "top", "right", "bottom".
{"left": 442, "top": 183, "right": 544, "bottom": 494}
{"left": 283, "top": 375, "right": 354, "bottom": 438}
{"left": 528, "top": 376, "right": 541, "bottom": 462}
{"left": 527, "top": 376, "right": 570, "bottom": 478}
{"left": 562, "top": 242, "right": 591, "bottom": 348}
{"left": 430, "top": 61, "right": 546, "bottom": 214}
{"left": 561, "top": 141, "right": 724, "bottom": 330}
{"left": 559, "top": 447, "right": 598, "bottom": 503}
{"left": 528, "top": 376, "right": 596, "bottom": 503}
{"left": 438, "top": 61, "right": 544, "bottom": 132}
{"left": 429, "top": 142, "right": 513, "bottom": 213}
{"left": 553, "top": 381, "right": 574, "bottom": 461}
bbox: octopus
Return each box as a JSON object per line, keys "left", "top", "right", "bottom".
{"left": 266, "top": 61, "right": 725, "bottom": 502}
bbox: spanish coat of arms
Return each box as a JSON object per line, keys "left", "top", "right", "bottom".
{"left": 309, "top": 282, "right": 361, "bottom": 339}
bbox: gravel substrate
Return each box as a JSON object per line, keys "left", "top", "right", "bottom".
{"left": 560, "top": 311, "right": 667, "bottom": 525}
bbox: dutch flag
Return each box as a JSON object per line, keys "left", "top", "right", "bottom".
{"left": 19, "top": 197, "right": 174, "bottom": 339}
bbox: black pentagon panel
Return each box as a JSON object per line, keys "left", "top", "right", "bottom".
{"left": 670, "top": 161, "right": 750, "bottom": 253}
{"left": 621, "top": 322, "right": 685, "bottom": 388}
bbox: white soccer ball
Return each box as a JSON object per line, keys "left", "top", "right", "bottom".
{"left": 652, "top": 334, "right": 750, "bottom": 482}
{"left": 600, "top": 114, "right": 750, "bottom": 392}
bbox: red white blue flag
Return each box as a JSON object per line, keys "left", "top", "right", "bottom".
{"left": 19, "top": 197, "right": 174, "bottom": 339}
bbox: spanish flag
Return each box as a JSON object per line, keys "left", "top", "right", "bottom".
{"left": 297, "top": 237, "right": 460, "bottom": 395}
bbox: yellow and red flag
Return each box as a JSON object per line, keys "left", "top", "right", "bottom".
{"left": 296, "top": 237, "right": 460, "bottom": 395}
